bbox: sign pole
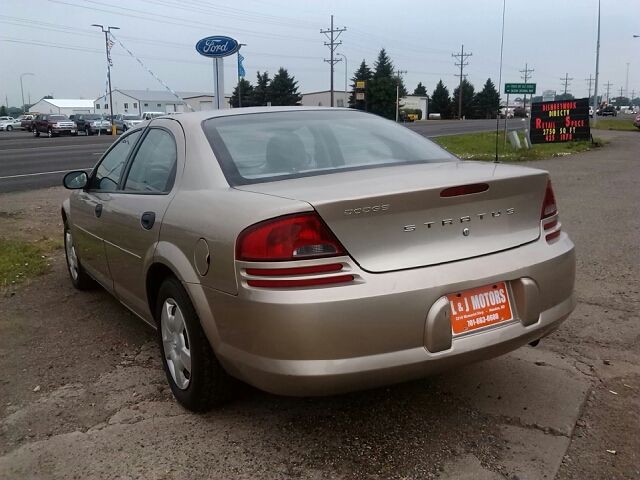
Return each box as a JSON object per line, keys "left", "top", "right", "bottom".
{"left": 212, "top": 57, "right": 225, "bottom": 110}
{"left": 503, "top": 93, "right": 509, "bottom": 147}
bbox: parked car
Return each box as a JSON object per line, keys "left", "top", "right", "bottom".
{"left": 634, "top": 114, "right": 640, "bottom": 129}
{"left": 398, "top": 111, "right": 414, "bottom": 123}
{"left": 61, "top": 108, "right": 576, "bottom": 412}
{"left": 589, "top": 106, "right": 594, "bottom": 117}
{"left": 141, "top": 111, "right": 166, "bottom": 120}
{"left": 114, "top": 114, "right": 143, "bottom": 133}
{"left": 0, "top": 116, "right": 15, "bottom": 123}
{"left": 18, "top": 114, "right": 35, "bottom": 131}
{"left": 32, "top": 113, "right": 77, "bottom": 137}
{"left": 599, "top": 105, "right": 617, "bottom": 117}
{"left": 0, "top": 118, "right": 22, "bottom": 131}
{"left": 75, "top": 114, "right": 111, "bottom": 135}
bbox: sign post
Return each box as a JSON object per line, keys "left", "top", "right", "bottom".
{"left": 195, "top": 36, "right": 241, "bottom": 109}
{"left": 503, "top": 83, "right": 537, "bottom": 146}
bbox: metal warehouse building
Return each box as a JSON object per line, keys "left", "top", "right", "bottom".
{"left": 28, "top": 98, "right": 95, "bottom": 116}
{"left": 93, "top": 89, "right": 231, "bottom": 116}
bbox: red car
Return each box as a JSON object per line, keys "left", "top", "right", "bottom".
{"left": 634, "top": 114, "right": 640, "bottom": 129}
{"left": 32, "top": 113, "right": 78, "bottom": 137}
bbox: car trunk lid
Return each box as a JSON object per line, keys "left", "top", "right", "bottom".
{"left": 236, "top": 162, "right": 549, "bottom": 272}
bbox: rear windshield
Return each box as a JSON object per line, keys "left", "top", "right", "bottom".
{"left": 124, "top": 115, "right": 141, "bottom": 120}
{"left": 202, "top": 110, "right": 457, "bottom": 185}
{"left": 84, "top": 115, "right": 101, "bottom": 120}
{"left": 50, "top": 115, "right": 68, "bottom": 120}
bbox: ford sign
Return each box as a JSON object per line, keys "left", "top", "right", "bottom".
{"left": 195, "top": 36, "right": 240, "bottom": 58}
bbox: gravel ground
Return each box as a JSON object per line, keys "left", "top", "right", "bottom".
{"left": 0, "top": 130, "right": 638, "bottom": 479}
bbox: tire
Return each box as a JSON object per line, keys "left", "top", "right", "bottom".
{"left": 6, "top": 125, "right": 12, "bottom": 132}
{"left": 122, "top": 125, "right": 128, "bottom": 132}
{"left": 47, "top": 127, "right": 54, "bottom": 138}
{"left": 63, "top": 222, "right": 95, "bottom": 290}
{"left": 156, "top": 276, "right": 235, "bottom": 412}
{"left": 72, "top": 132, "right": 78, "bottom": 136}
{"left": 33, "top": 127, "right": 40, "bottom": 137}
{"left": 85, "top": 126, "right": 93, "bottom": 136}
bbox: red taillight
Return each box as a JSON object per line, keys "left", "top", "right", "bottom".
{"left": 236, "top": 213, "right": 344, "bottom": 262}
{"left": 247, "top": 275, "right": 353, "bottom": 288}
{"left": 541, "top": 179, "right": 557, "bottom": 219}
{"left": 246, "top": 263, "right": 343, "bottom": 276}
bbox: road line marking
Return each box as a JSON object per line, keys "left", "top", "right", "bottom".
{"left": 0, "top": 168, "right": 93, "bottom": 180}
{"left": 0, "top": 143, "right": 109, "bottom": 153}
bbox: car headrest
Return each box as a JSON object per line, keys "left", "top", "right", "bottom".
{"left": 265, "top": 132, "right": 307, "bottom": 173}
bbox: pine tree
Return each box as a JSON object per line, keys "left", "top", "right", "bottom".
{"left": 250, "top": 71, "right": 271, "bottom": 106}
{"left": 230, "top": 78, "right": 255, "bottom": 108}
{"left": 370, "top": 48, "right": 406, "bottom": 120}
{"left": 430, "top": 80, "right": 451, "bottom": 119}
{"left": 348, "top": 60, "right": 373, "bottom": 111}
{"left": 413, "top": 82, "right": 427, "bottom": 95}
{"left": 475, "top": 78, "right": 501, "bottom": 119}
{"left": 452, "top": 79, "right": 476, "bottom": 119}
{"left": 268, "top": 68, "right": 302, "bottom": 106}
{"left": 0, "top": 106, "right": 7, "bottom": 117}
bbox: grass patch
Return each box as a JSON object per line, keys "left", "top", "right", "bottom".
{"left": 0, "top": 237, "right": 63, "bottom": 291}
{"left": 433, "top": 131, "right": 606, "bottom": 162}
{"left": 590, "top": 119, "right": 637, "bottom": 131}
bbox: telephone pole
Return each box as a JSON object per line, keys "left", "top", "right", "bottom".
{"left": 604, "top": 81, "right": 613, "bottom": 102}
{"left": 92, "top": 24, "right": 119, "bottom": 133}
{"left": 626, "top": 63, "right": 629, "bottom": 98}
{"left": 321, "top": 15, "right": 346, "bottom": 107}
{"left": 618, "top": 86, "right": 624, "bottom": 102}
{"left": 395, "top": 69, "right": 407, "bottom": 122}
{"left": 586, "top": 74, "right": 595, "bottom": 99}
{"left": 561, "top": 73, "right": 573, "bottom": 95}
{"left": 631, "top": 90, "right": 636, "bottom": 102}
{"left": 520, "top": 63, "right": 534, "bottom": 111}
{"left": 452, "top": 45, "right": 472, "bottom": 119}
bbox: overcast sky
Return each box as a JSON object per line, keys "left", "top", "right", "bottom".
{"left": 1, "top": 0, "right": 639, "bottom": 107}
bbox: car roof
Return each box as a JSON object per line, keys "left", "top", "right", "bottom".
{"left": 170, "top": 106, "right": 351, "bottom": 128}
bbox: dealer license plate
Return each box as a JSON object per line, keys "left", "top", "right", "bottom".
{"left": 447, "top": 282, "right": 513, "bottom": 334}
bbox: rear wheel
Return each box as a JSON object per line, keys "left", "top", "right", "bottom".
{"left": 33, "top": 127, "right": 39, "bottom": 137}
{"left": 156, "top": 276, "right": 235, "bottom": 412}
{"left": 85, "top": 126, "right": 92, "bottom": 136}
{"left": 64, "top": 222, "right": 95, "bottom": 290}
{"left": 6, "top": 125, "right": 13, "bottom": 132}
{"left": 122, "top": 124, "right": 128, "bottom": 132}
{"left": 47, "top": 127, "right": 54, "bottom": 138}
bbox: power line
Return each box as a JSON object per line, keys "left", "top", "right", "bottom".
{"left": 604, "top": 81, "right": 613, "bottom": 102}
{"left": 321, "top": 15, "right": 346, "bottom": 107}
{"left": 520, "top": 63, "right": 534, "bottom": 109}
{"left": 452, "top": 44, "right": 472, "bottom": 119}
{"left": 586, "top": 74, "right": 595, "bottom": 99}
{"left": 560, "top": 73, "right": 572, "bottom": 95}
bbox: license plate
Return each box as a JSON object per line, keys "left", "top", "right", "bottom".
{"left": 447, "top": 282, "right": 513, "bottom": 334}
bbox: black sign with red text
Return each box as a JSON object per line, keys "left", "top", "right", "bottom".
{"left": 530, "top": 98, "right": 590, "bottom": 143}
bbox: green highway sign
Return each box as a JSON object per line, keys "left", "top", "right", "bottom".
{"left": 504, "top": 83, "right": 536, "bottom": 94}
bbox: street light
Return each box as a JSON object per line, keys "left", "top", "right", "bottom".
{"left": 336, "top": 53, "right": 347, "bottom": 107}
{"left": 20, "top": 73, "right": 33, "bottom": 114}
{"left": 92, "top": 24, "right": 119, "bottom": 133}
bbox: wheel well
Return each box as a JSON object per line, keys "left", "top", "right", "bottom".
{"left": 61, "top": 208, "right": 67, "bottom": 225}
{"left": 146, "top": 263, "right": 177, "bottom": 324}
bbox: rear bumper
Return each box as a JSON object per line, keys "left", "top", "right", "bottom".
{"left": 186, "top": 231, "right": 576, "bottom": 396}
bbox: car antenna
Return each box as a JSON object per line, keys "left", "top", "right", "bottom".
{"left": 494, "top": 0, "right": 506, "bottom": 164}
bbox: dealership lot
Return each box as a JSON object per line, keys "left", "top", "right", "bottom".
{"left": 0, "top": 130, "right": 638, "bottom": 479}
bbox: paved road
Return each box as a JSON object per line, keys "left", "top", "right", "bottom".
{"left": 0, "top": 119, "right": 526, "bottom": 194}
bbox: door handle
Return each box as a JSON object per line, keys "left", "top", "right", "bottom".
{"left": 140, "top": 211, "right": 156, "bottom": 230}
{"left": 94, "top": 204, "right": 103, "bottom": 218}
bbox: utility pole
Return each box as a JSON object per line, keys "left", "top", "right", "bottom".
{"left": 618, "top": 86, "right": 625, "bottom": 103}
{"left": 631, "top": 90, "right": 636, "bottom": 102}
{"left": 561, "top": 73, "right": 572, "bottom": 95}
{"left": 604, "top": 81, "right": 613, "bottom": 102}
{"left": 395, "top": 69, "right": 407, "bottom": 122}
{"left": 626, "top": 63, "right": 629, "bottom": 98}
{"left": 452, "top": 45, "right": 472, "bottom": 119}
{"left": 592, "top": 0, "right": 601, "bottom": 125}
{"left": 20, "top": 73, "right": 33, "bottom": 114}
{"left": 4, "top": 95, "right": 8, "bottom": 110}
{"left": 586, "top": 74, "right": 594, "bottom": 100}
{"left": 321, "top": 15, "right": 346, "bottom": 107}
{"left": 520, "top": 63, "right": 534, "bottom": 111}
{"left": 92, "top": 24, "right": 119, "bottom": 133}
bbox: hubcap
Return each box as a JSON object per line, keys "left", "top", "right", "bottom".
{"left": 161, "top": 298, "right": 192, "bottom": 390}
{"left": 65, "top": 230, "right": 79, "bottom": 280}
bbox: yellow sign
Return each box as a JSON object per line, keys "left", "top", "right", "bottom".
{"left": 356, "top": 80, "right": 365, "bottom": 89}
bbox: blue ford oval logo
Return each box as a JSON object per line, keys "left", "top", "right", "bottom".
{"left": 195, "top": 36, "right": 240, "bottom": 58}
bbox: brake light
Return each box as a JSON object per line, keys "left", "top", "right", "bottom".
{"left": 541, "top": 179, "right": 557, "bottom": 219}
{"left": 440, "top": 183, "right": 489, "bottom": 197}
{"left": 236, "top": 213, "right": 345, "bottom": 262}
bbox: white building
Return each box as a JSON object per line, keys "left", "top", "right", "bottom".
{"left": 300, "top": 91, "right": 428, "bottom": 119}
{"left": 29, "top": 98, "right": 95, "bottom": 116}
{"left": 300, "top": 90, "right": 347, "bottom": 108}
{"left": 93, "top": 89, "right": 231, "bottom": 116}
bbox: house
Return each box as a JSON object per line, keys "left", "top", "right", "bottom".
{"left": 28, "top": 98, "right": 95, "bottom": 116}
{"left": 92, "top": 89, "right": 231, "bottom": 116}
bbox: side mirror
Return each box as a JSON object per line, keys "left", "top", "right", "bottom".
{"left": 63, "top": 171, "right": 88, "bottom": 189}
